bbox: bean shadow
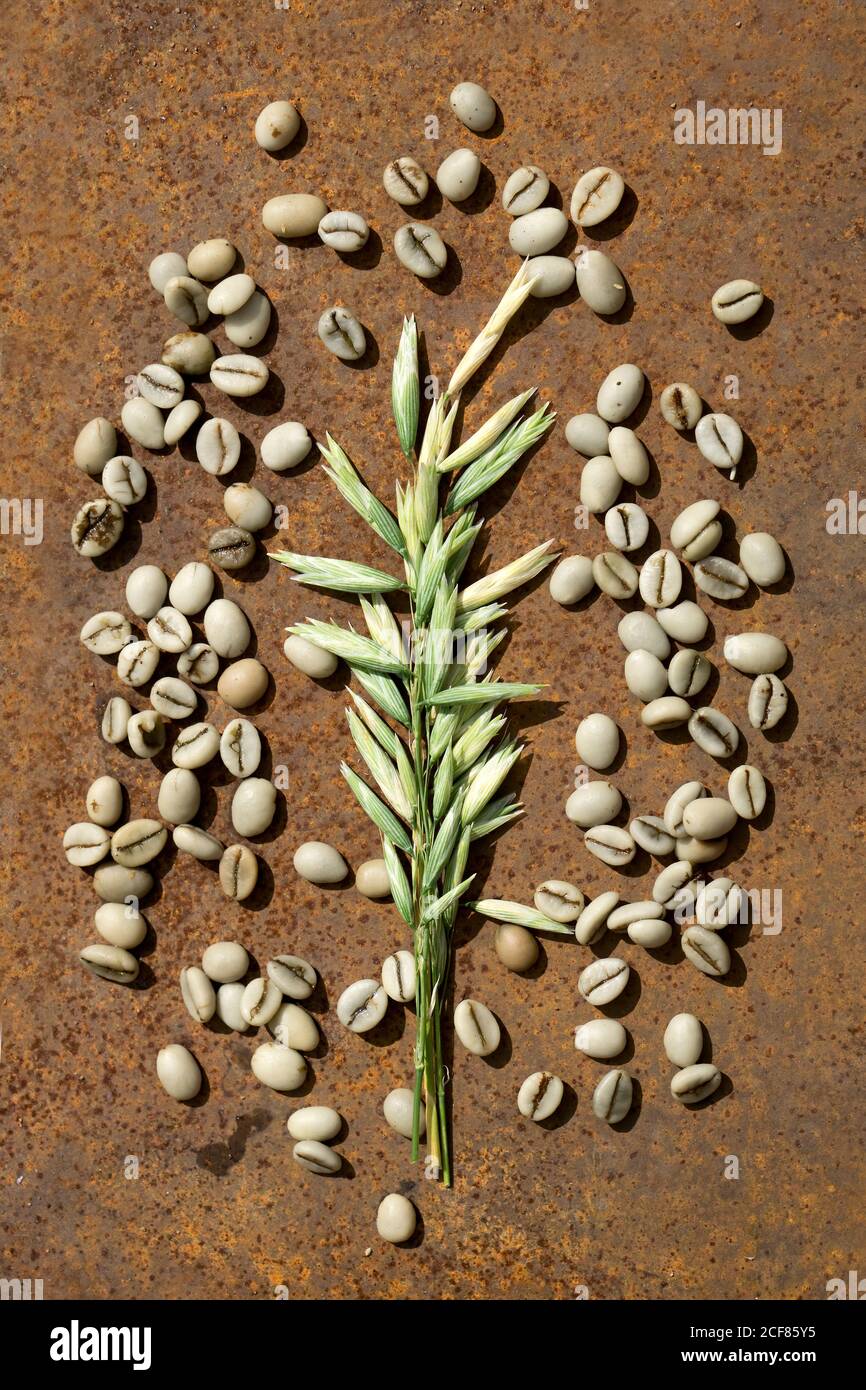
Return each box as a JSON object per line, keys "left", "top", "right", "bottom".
{"left": 336, "top": 227, "right": 383, "bottom": 271}
{"left": 762, "top": 686, "right": 799, "bottom": 743}
{"left": 242, "top": 297, "right": 280, "bottom": 357}
{"left": 583, "top": 184, "right": 639, "bottom": 241}
{"left": 449, "top": 162, "right": 496, "bottom": 215}
{"left": 538, "top": 1080, "right": 578, "bottom": 1131}
{"left": 724, "top": 297, "right": 774, "bottom": 341}
{"left": 478, "top": 1014, "right": 512, "bottom": 1069}
{"left": 590, "top": 272, "right": 635, "bottom": 326}
{"left": 417, "top": 246, "right": 463, "bottom": 297}
{"left": 262, "top": 111, "right": 308, "bottom": 159}
{"left": 355, "top": 1007, "right": 406, "bottom": 1048}
{"left": 231, "top": 369, "right": 286, "bottom": 417}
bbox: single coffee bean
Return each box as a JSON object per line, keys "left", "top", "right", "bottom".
{"left": 261, "top": 420, "right": 312, "bottom": 471}
{"left": 739, "top": 531, "right": 785, "bottom": 587}
{"left": 231, "top": 777, "right": 276, "bottom": 836}
{"left": 162, "top": 330, "right": 216, "bottom": 375}
{"left": 80, "top": 942, "right": 139, "bottom": 985}
{"left": 574, "top": 1018, "right": 627, "bottom": 1059}
{"left": 681, "top": 925, "right": 731, "bottom": 977}
{"left": 284, "top": 633, "right": 339, "bottom": 678}
{"left": 383, "top": 156, "right": 429, "bottom": 206}
{"left": 668, "top": 649, "right": 712, "bottom": 697}
{"left": 137, "top": 362, "right": 184, "bottom": 408}
{"left": 293, "top": 840, "right": 348, "bottom": 884}
{"left": 579, "top": 957, "right": 629, "bottom": 1006}
{"left": 102, "top": 455, "right": 147, "bottom": 506}
{"left": 517, "top": 1071, "right": 564, "bottom": 1122}
{"left": 196, "top": 417, "right": 240, "bottom": 476}
{"left": 80, "top": 611, "right": 133, "bottom": 656}
{"left": 318, "top": 305, "right": 368, "bottom": 359}
{"left": 664, "top": 1012, "right": 703, "bottom": 1067}
{"left": 641, "top": 696, "right": 692, "bottom": 729}
{"left": 177, "top": 643, "right": 219, "bottom": 684}
{"left": 671, "top": 1063, "right": 722, "bottom": 1104}
{"left": 202, "top": 940, "right": 249, "bottom": 983}
{"left": 318, "top": 209, "right": 370, "bottom": 251}
{"left": 663, "top": 782, "right": 707, "bottom": 836}
{"left": 267, "top": 955, "right": 317, "bottom": 999}
{"left": 220, "top": 718, "right": 261, "bottom": 778}
{"left": 608, "top": 426, "right": 650, "bottom": 486}
{"left": 210, "top": 354, "right": 269, "bottom": 397}
{"left": 605, "top": 502, "right": 649, "bottom": 552}
{"left": 566, "top": 780, "right": 622, "bottom": 828}
{"left": 584, "top": 824, "right": 635, "bottom": 866}
{"left": 656, "top": 601, "right": 708, "bottom": 644}
{"left": 268, "top": 1002, "right": 320, "bottom": 1052}
{"left": 164, "top": 274, "right": 209, "bottom": 326}
{"left": 218, "top": 657, "right": 269, "bottom": 709}
{"left": 450, "top": 80, "right": 497, "bottom": 131}
{"left": 393, "top": 224, "right": 447, "bottom": 279}
{"left": 71, "top": 498, "right": 124, "bottom": 557}
{"left": 116, "top": 639, "right": 159, "bottom": 687}
{"left": 172, "top": 721, "right": 220, "bottom": 769}
{"left": 180, "top": 966, "right": 217, "bottom": 1023}
{"left": 126, "top": 564, "right": 168, "bottom": 619}
{"left": 575, "top": 712, "right": 619, "bottom": 770}
{"left": 695, "top": 555, "right": 749, "bottom": 601}
{"left": 147, "top": 607, "right": 193, "bottom": 654}
{"left": 337, "top": 978, "right": 388, "bottom": 1033}
{"left": 241, "top": 977, "right": 283, "bottom": 1028}
{"left": 527, "top": 254, "right": 576, "bottom": 298}
{"left": 575, "top": 248, "right": 627, "bottom": 315}
{"left": 534, "top": 880, "right": 584, "bottom": 922}
{"left": 711, "top": 278, "right": 763, "bottom": 324}
{"left": 630, "top": 814, "right": 676, "bottom": 857}
{"left": 64, "top": 822, "right": 110, "bottom": 867}
{"left": 74, "top": 417, "right": 117, "bottom": 476}
{"left": 659, "top": 381, "right": 702, "bottom": 431}
{"left": 625, "top": 649, "right": 669, "bottom": 701}
{"left": 127, "top": 710, "right": 167, "bottom": 758}
{"left": 592, "top": 550, "right": 638, "bottom": 598}
{"left": 696, "top": 877, "right": 744, "bottom": 929}
{"left": 254, "top": 99, "right": 300, "bottom": 151}
{"left": 628, "top": 918, "right": 672, "bottom": 947}
{"left": 164, "top": 399, "right": 202, "bottom": 445}
{"left": 564, "top": 413, "right": 610, "bottom": 456}
{"left": 677, "top": 834, "right": 727, "bottom": 864}
{"left": 219, "top": 844, "right": 258, "bottom": 901}
{"left": 581, "top": 457, "right": 622, "bottom": 512}
{"left": 173, "top": 824, "right": 223, "bottom": 861}
{"left": 188, "top": 237, "right": 236, "bottom": 281}
{"left": 223, "top": 482, "right": 272, "bottom": 532}
{"left": 149, "top": 250, "right": 188, "bottom": 293}
{"left": 382, "top": 949, "right": 416, "bottom": 1003}
{"left": 207, "top": 272, "right": 255, "bottom": 316}
{"left": 293, "top": 1139, "right": 341, "bottom": 1174}
{"left": 167, "top": 562, "right": 214, "bottom": 616}
{"left": 377, "top": 1193, "right": 417, "bottom": 1244}
{"left": 86, "top": 775, "right": 123, "bottom": 827}
{"left": 618, "top": 610, "right": 671, "bottom": 659}
{"left": 592, "top": 1068, "right": 633, "bottom": 1123}
{"left": 494, "top": 922, "right": 539, "bottom": 971}
{"left": 683, "top": 797, "right": 737, "bottom": 839}
{"left": 502, "top": 164, "right": 549, "bottom": 216}
{"left": 225, "top": 291, "right": 272, "bottom": 348}
{"left": 203, "top": 598, "right": 250, "bottom": 657}
{"left": 689, "top": 706, "right": 740, "bottom": 758}
{"left": 695, "top": 412, "right": 743, "bottom": 474}
{"left": 640, "top": 549, "right": 682, "bottom": 607}
{"left": 111, "top": 818, "right": 167, "bottom": 868}
{"left": 670, "top": 499, "right": 722, "bottom": 561}
{"left": 383, "top": 1088, "right": 424, "bottom": 1139}
{"left": 571, "top": 165, "right": 625, "bottom": 226}
{"left": 574, "top": 891, "right": 619, "bottom": 945}
{"left": 261, "top": 193, "right": 328, "bottom": 237}
{"left": 119, "top": 398, "right": 163, "bottom": 449}
{"left": 653, "top": 859, "right": 695, "bottom": 907}
{"left": 724, "top": 631, "right": 787, "bottom": 675}
{"left": 509, "top": 207, "right": 568, "bottom": 256}
{"left": 95, "top": 900, "right": 147, "bottom": 949}
{"left": 454, "top": 998, "right": 500, "bottom": 1055}
{"left": 93, "top": 863, "right": 153, "bottom": 902}
{"left": 158, "top": 768, "right": 201, "bottom": 824}
{"left": 748, "top": 673, "right": 788, "bottom": 730}
{"left": 215, "top": 982, "right": 249, "bottom": 1031}
{"left": 208, "top": 525, "right": 256, "bottom": 571}
{"left": 607, "top": 899, "right": 665, "bottom": 930}
{"left": 597, "top": 364, "right": 644, "bottom": 424}
{"left": 252, "top": 1042, "right": 307, "bottom": 1092}
{"left": 436, "top": 147, "right": 481, "bottom": 201}
{"left": 288, "top": 1106, "right": 342, "bottom": 1142}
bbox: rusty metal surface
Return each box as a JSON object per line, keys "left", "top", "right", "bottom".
{"left": 2, "top": 0, "right": 865, "bottom": 1300}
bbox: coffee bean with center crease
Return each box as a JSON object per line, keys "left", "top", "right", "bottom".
{"left": 653, "top": 860, "right": 695, "bottom": 907}
{"left": 534, "top": 880, "right": 584, "bottom": 922}
{"left": 727, "top": 763, "right": 767, "bottom": 820}
{"left": 695, "top": 555, "right": 749, "bottom": 601}
{"left": 394, "top": 223, "right": 448, "bottom": 279}
{"left": 220, "top": 718, "right": 261, "bottom": 777}
{"left": 605, "top": 502, "right": 649, "bottom": 552}
{"left": 584, "top": 824, "right": 635, "bottom": 866}
{"left": 80, "top": 943, "right": 139, "bottom": 984}
{"left": 695, "top": 412, "right": 743, "bottom": 475}
{"left": 164, "top": 274, "right": 209, "bottom": 326}
{"left": 147, "top": 607, "right": 193, "bottom": 654}
{"left": 659, "top": 381, "right": 702, "bottom": 431}
{"left": 639, "top": 549, "right": 682, "bottom": 607}
{"left": 670, "top": 499, "right": 722, "bottom": 561}
{"left": 571, "top": 166, "right": 625, "bottom": 227}
{"left": 382, "top": 949, "right": 416, "bottom": 1003}
{"left": 178, "top": 643, "right": 219, "bottom": 684}
{"left": 111, "top": 818, "right": 167, "bottom": 867}
{"left": 748, "top": 673, "right": 788, "bottom": 730}
{"left": 64, "top": 822, "right": 110, "bottom": 867}
{"left": 80, "top": 611, "right": 133, "bottom": 655}
{"left": 689, "top": 706, "right": 740, "bottom": 758}
{"left": 116, "top": 639, "right": 159, "bottom": 687}
{"left": 668, "top": 648, "right": 712, "bottom": 697}
{"left": 592, "top": 550, "right": 638, "bottom": 599}
{"left": 127, "top": 710, "right": 167, "bottom": 757}
{"left": 517, "top": 1071, "right": 564, "bottom": 1122}
{"left": 671, "top": 1063, "right": 722, "bottom": 1104}
{"left": 502, "top": 164, "right": 549, "bottom": 216}
{"left": 137, "top": 362, "right": 184, "bottom": 408}
{"left": 383, "top": 156, "right": 429, "bottom": 206}
{"left": 337, "top": 979, "right": 389, "bottom": 1033}
{"left": 575, "top": 249, "right": 627, "bottom": 315}
{"left": 162, "top": 331, "right": 216, "bottom": 375}
{"left": 724, "top": 631, "right": 787, "bottom": 674}
{"left": 630, "top": 814, "right": 676, "bottom": 857}
{"left": 197, "top": 417, "right": 241, "bottom": 476}
{"left": 219, "top": 844, "right": 259, "bottom": 900}
{"left": 208, "top": 526, "right": 256, "bottom": 571}
{"left": 696, "top": 877, "right": 744, "bottom": 929}
{"left": 711, "top": 278, "right": 764, "bottom": 325}
{"left": 71, "top": 499, "right": 124, "bottom": 558}
{"left": 293, "top": 1140, "right": 341, "bottom": 1174}
{"left": 593, "top": 1068, "right": 633, "bottom": 1123}
{"left": 102, "top": 456, "right": 147, "bottom": 506}
{"left": 317, "top": 305, "right": 367, "bottom": 358}
{"left": 172, "top": 721, "right": 220, "bottom": 769}
{"left": 241, "top": 977, "right": 283, "bottom": 1027}
{"left": 681, "top": 925, "right": 731, "bottom": 977}
{"left": 267, "top": 954, "right": 316, "bottom": 999}
{"left": 454, "top": 998, "right": 500, "bottom": 1055}
{"left": 664, "top": 781, "right": 707, "bottom": 836}
{"left": 318, "top": 210, "right": 370, "bottom": 252}
{"left": 574, "top": 1018, "right": 627, "bottom": 1058}
{"left": 210, "top": 354, "right": 269, "bottom": 397}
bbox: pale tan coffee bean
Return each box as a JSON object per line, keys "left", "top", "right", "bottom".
{"left": 126, "top": 709, "right": 167, "bottom": 758}
{"left": 664, "top": 782, "right": 708, "bottom": 836}
{"left": 597, "top": 364, "right": 644, "bottom": 423}
{"left": 156, "top": 1045, "right": 201, "bottom": 1101}
{"left": 164, "top": 399, "right": 202, "bottom": 445}
{"left": 224, "top": 291, "right": 272, "bottom": 348}
{"left": 641, "top": 696, "right": 691, "bottom": 730}
{"left": 317, "top": 305, "right": 367, "bottom": 357}
{"left": 549, "top": 554, "right": 595, "bottom": 605}
{"left": 696, "top": 877, "right": 745, "bottom": 929}
{"left": 383, "top": 156, "right": 429, "bottom": 206}
{"left": 337, "top": 979, "right": 388, "bottom": 1033}
{"left": 592, "top": 550, "right": 638, "bottom": 598}
{"left": 219, "top": 844, "right": 258, "bottom": 901}
{"left": 676, "top": 834, "right": 727, "bottom": 864}
{"left": 111, "top": 819, "right": 167, "bottom": 868}
{"left": 454, "top": 998, "right": 500, "bottom": 1056}
{"left": 218, "top": 657, "right": 269, "bottom": 709}
{"left": 377, "top": 1193, "right": 416, "bottom": 1244}
{"left": 151, "top": 677, "right": 197, "bottom": 720}
{"left": 494, "top": 923, "right": 539, "bottom": 971}
{"left": 574, "top": 1018, "right": 627, "bottom": 1059}
{"left": 162, "top": 331, "right": 216, "bottom": 375}
{"left": 509, "top": 207, "right": 568, "bottom": 256}
{"left": 149, "top": 251, "right": 188, "bottom": 293}
{"left": 287, "top": 1107, "right": 342, "bottom": 1143}
{"left": 223, "top": 482, "right": 272, "bottom": 531}
{"left": 202, "top": 940, "right": 249, "bottom": 983}
{"left": 80, "top": 943, "right": 139, "bottom": 985}
{"left": 293, "top": 1139, "right": 342, "bottom": 1175}
{"left": 207, "top": 272, "right": 255, "bottom": 316}
{"left": 630, "top": 815, "right": 676, "bottom": 857}
{"left": 64, "top": 822, "right": 110, "bottom": 867}
{"left": 566, "top": 781, "right": 622, "bottom": 828}
{"left": 607, "top": 900, "right": 665, "bottom": 930}
{"left": 534, "top": 880, "right": 584, "bottom": 922}
{"left": 575, "top": 712, "right": 619, "bottom": 770}
{"left": 682, "top": 797, "right": 737, "bottom": 839}
{"left": 502, "top": 164, "right": 549, "bottom": 216}
{"left": 188, "top": 238, "right": 236, "bottom": 281}
{"left": 255, "top": 100, "right": 300, "bottom": 151}
{"left": 267, "top": 955, "right": 316, "bottom": 999}
{"left": 695, "top": 555, "right": 749, "bottom": 601}
{"left": 608, "top": 427, "right": 650, "bottom": 486}
{"left": 579, "top": 957, "right": 629, "bottom": 1006}
{"left": 624, "top": 649, "right": 668, "bottom": 701}
{"left": 158, "top": 768, "right": 201, "bottom": 824}
{"left": 656, "top": 601, "right": 708, "bottom": 644}
{"left": 80, "top": 610, "right": 133, "bottom": 656}
{"left": 584, "top": 824, "right": 635, "bottom": 867}
{"left": 436, "top": 147, "right": 481, "bottom": 201}
{"left": 723, "top": 631, "right": 787, "bottom": 674}
{"left": 681, "top": 925, "right": 730, "bottom": 977}
{"left": 668, "top": 649, "right": 712, "bottom": 697}
{"left": 394, "top": 223, "right": 447, "bottom": 278}
{"left": 252, "top": 1043, "right": 306, "bottom": 1092}
{"left": 574, "top": 891, "right": 619, "bottom": 946}
{"left": 261, "top": 420, "right": 312, "bottom": 471}
{"left": 628, "top": 918, "right": 672, "bottom": 947}
{"left": 671, "top": 1063, "right": 721, "bottom": 1104}
{"left": 517, "top": 1071, "right": 564, "bottom": 1122}
{"left": 640, "top": 549, "right": 682, "bottom": 607}
{"left": 663, "top": 1013, "right": 703, "bottom": 1067}
{"left": 695, "top": 412, "right": 743, "bottom": 474}
{"left": 449, "top": 80, "right": 497, "bottom": 131}
{"left": 164, "top": 274, "right": 209, "bottom": 326}
{"left": 268, "top": 1002, "right": 319, "bottom": 1052}
{"left": 689, "top": 707, "right": 740, "bottom": 758}
{"left": 262, "top": 193, "right": 328, "bottom": 237}
{"left": 86, "top": 775, "right": 123, "bottom": 827}
{"left": 173, "top": 824, "right": 223, "bottom": 861}
{"left": 283, "top": 634, "right": 339, "bottom": 677}
{"left": 180, "top": 966, "right": 217, "bottom": 1023}
{"left": 592, "top": 1068, "right": 633, "bottom": 1123}
{"left": 653, "top": 860, "right": 696, "bottom": 907}
{"left": 571, "top": 166, "right": 624, "bottom": 226}
{"left": 318, "top": 210, "right": 370, "bottom": 252}
{"left": 177, "top": 644, "right": 219, "bottom": 684}
{"left": 711, "top": 278, "right": 763, "bottom": 324}
{"left": 618, "top": 611, "right": 671, "bottom": 659}
{"left": 739, "top": 532, "right": 785, "bottom": 587}
{"left": 241, "top": 977, "right": 283, "bottom": 1027}
{"left": 659, "top": 381, "right": 702, "bottom": 431}
{"left": 94, "top": 901, "right": 146, "bottom": 950}
{"left": 748, "top": 674, "right": 788, "bottom": 730}
{"left": 71, "top": 498, "right": 124, "bottom": 557}
{"left": 74, "top": 416, "right": 117, "bottom": 476}
{"left": 670, "top": 499, "right": 722, "bottom": 561}
{"left": 605, "top": 502, "right": 649, "bottom": 552}
{"left": 196, "top": 417, "right": 240, "bottom": 476}
{"left": 210, "top": 354, "right": 269, "bottom": 397}
{"left": 575, "top": 248, "right": 627, "bottom": 315}
{"left": 356, "top": 858, "right": 390, "bottom": 899}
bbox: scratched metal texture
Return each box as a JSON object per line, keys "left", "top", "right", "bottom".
{"left": 1, "top": 0, "right": 864, "bottom": 1301}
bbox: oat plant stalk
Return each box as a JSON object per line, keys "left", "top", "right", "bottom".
{"left": 272, "top": 263, "right": 556, "bottom": 1184}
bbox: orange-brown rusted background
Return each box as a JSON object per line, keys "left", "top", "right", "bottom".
{"left": 1, "top": 0, "right": 864, "bottom": 1301}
